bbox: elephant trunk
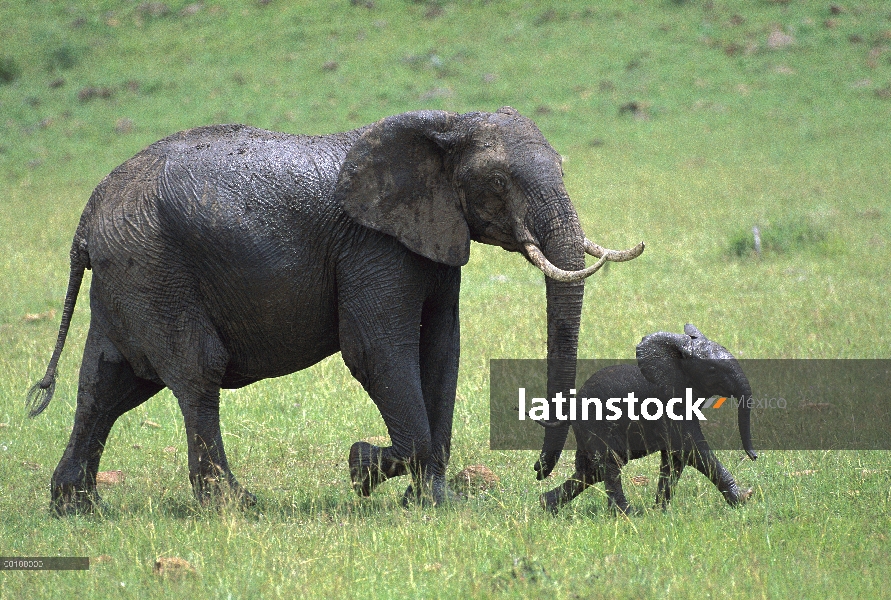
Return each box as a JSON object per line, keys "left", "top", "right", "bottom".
{"left": 529, "top": 197, "right": 586, "bottom": 480}
{"left": 737, "top": 378, "right": 758, "bottom": 461}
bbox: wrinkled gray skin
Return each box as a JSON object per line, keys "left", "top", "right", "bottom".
{"left": 540, "top": 324, "right": 758, "bottom": 515}
{"left": 28, "top": 107, "right": 621, "bottom": 515}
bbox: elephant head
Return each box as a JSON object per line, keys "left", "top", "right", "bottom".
{"left": 636, "top": 324, "right": 758, "bottom": 461}
{"left": 333, "top": 107, "right": 643, "bottom": 477}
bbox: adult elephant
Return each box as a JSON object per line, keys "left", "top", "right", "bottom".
{"left": 28, "top": 107, "right": 643, "bottom": 514}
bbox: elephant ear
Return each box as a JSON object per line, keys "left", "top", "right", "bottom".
{"left": 684, "top": 323, "right": 703, "bottom": 338}
{"left": 636, "top": 331, "right": 692, "bottom": 396}
{"left": 333, "top": 110, "right": 471, "bottom": 267}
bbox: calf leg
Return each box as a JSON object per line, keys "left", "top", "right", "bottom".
{"left": 540, "top": 451, "right": 602, "bottom": 514}
{"left": 689, "top": 443, "right": 752, "bottom": 506}
{"left": 602, "top": 454, "right": 632, "bottom": 515}
{"left": 655, "top": 449, "right": 686, "bottom": 509}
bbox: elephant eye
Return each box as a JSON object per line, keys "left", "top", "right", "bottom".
{"left": 490, "top": 173, "right": 507, "bottom": 192}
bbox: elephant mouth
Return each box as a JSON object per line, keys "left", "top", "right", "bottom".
{"left": 523, "top": 236, "right": 645, "bottom": 282}
{"left": 475, "top": 232, "right": 525, "bottom": 252}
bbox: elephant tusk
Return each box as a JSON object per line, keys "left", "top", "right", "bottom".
{"left": 524, "top": 243, "right": 610, "bottom": 282}
{"left": 584, "top": 238, "right": 646, "bottom": 262}
{"left": 523, "top": 238, "right": 645, "bottom": 283}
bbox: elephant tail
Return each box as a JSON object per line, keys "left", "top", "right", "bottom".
{"left": 27, "top": 234, "right": 89, "bottom": 418}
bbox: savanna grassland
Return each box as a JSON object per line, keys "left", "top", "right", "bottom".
{"left": 1, "top": 1, "right": 890, "bottom": 598}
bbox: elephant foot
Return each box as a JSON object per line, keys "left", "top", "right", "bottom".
{"left": 608, "top": 500, "right": 636, "bottom": 517}
{"left": 539, "top": 489, "right": 562, "bottom": 515}
{"left": 730, "top": 487, "right": 754, "bottom": 507}
{"left": 190, "top": 474, "right": 256, "bottom": 509}
{"left": 349, "top": 441, "right": 389, "bottom": 497}
{"left": 401, "top": 476, "right": 457, "bottom": 507}
{"left": 51, "top": 482, "right": 103, "bottom": 517}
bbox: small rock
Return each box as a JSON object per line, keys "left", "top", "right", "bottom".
{"left": 78, "top": 86, "right": 114, "bottom": 102}
{"left": 450, "top": 465, "right": 499, "bottom": 495}
{"left": 618, "top": 100, "right": 651, "bottom": 120}
{"left": 96, "top": 470, "right": 125, "bottom": 486}
{"left": 180, "top": 3, "right": 203, "bottom": 16}
{"left": 767, "top": 29, "right": 795, "bottom": 49}
{"left": 23, "top": 309, "right": 56, "bottom": 322}
{"left": 785, "top": 469, "right": 817, "bottom": 476}
{"left": 137, "top": 2, "right": 170, "bottom": 18}
{"left": 153, "top": 556, "right": 196, "bottom": 578}
{"left": 115, "top": 118, "right": 134, "bottom": 134}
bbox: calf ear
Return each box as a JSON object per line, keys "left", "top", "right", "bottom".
{"left": 636, "top": 331, "right": 691, "bottom": 396}
{"left": 333, "top": 110, "right": 471, "bottom": 267}
{"left": 684, "top": 323, "right": 703, "bottom": 338}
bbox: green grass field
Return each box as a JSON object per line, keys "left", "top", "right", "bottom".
{"left": 2, "top": 1, "right": 890, "bottom": 597}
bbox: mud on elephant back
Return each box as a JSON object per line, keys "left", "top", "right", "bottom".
{"left": 538, "top": 324, "right": 758, "bottom": 516}
{"left": 27, "top": 107, "right": 644, "bottom": 515}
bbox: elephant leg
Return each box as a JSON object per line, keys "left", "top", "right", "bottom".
{"left": 345, "top": 352, "right": 436, "bottom": 500}
{"left": 402, "top": 271, "right": 461, "bottom": 506}
{"left": 540, "top": 451, "right": 601, "bottom": 514}
{"left": 688, "top": 443, "right": 752, "bottom": 506}
{"left": 52, "top": 324, "right": 163, "bottom": 515}
{"left": 339, "top": 257, "right": 452, "bottom": 503}
{"left": 603, "top": 454, "right": 632, "bottom": 515}
{"left": 342, "top": 327, "right": 432, "bottom": 500}
{"left": 156, "top": 311, "right": 253, "bottom": 507}
{"left": 655, "top": 449, "right": 686, "bottom": 509}
{"left": 346, "top": 363, "right": 432, "bottom": 501}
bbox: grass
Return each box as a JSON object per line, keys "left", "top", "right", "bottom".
{"left": 1, "top": 0, "right": 890, "bottom": 597}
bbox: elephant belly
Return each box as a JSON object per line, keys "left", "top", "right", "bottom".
{"left": 199, "top": 266, "right": 342, "bottom": 382}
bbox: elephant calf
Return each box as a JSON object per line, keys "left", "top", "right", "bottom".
{"left": 539, "top": 324, "right": 758, "bottom": 515}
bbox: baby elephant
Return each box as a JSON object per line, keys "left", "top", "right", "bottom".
{"left": 540, "top": 324, "right": 758, "bottom": 515}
